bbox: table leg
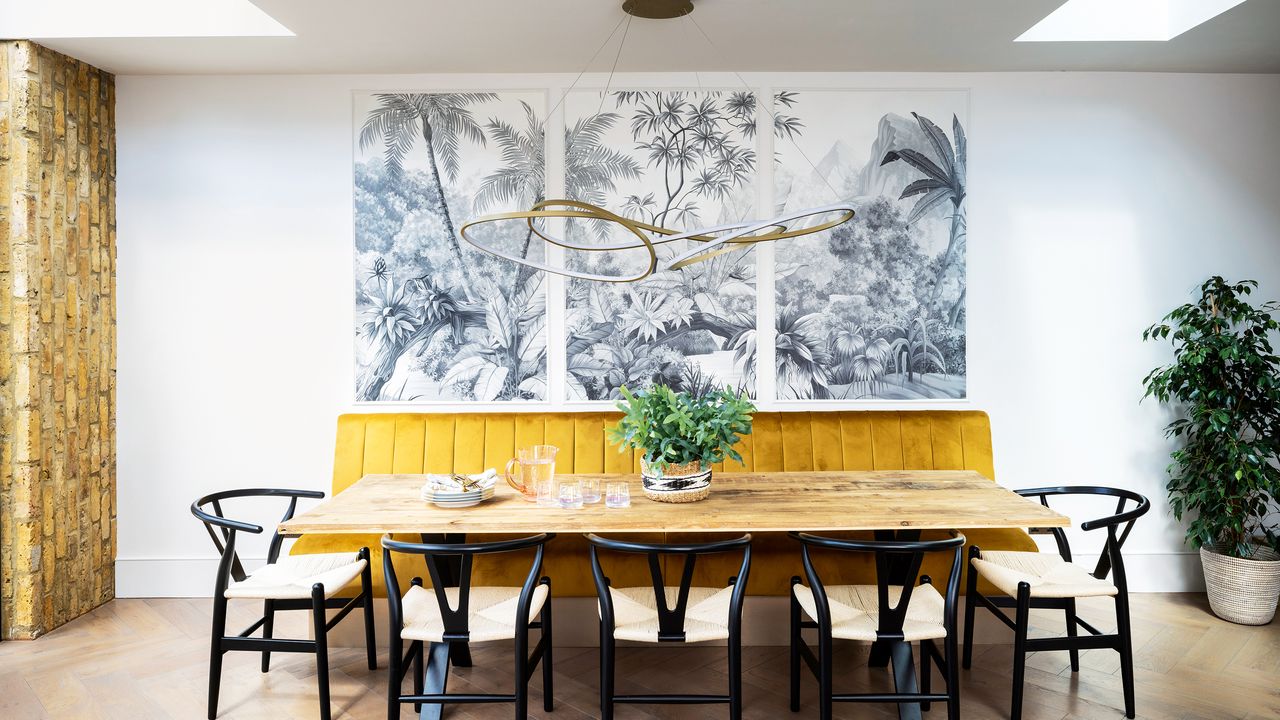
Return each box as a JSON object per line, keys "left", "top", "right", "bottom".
{"left": 417, "top": 533, "right": 470, "bottom": 720}
{"left": 420, "top": 641, "right": 451, "bottom": 720}
{"left": 869, "top": 529, "right": 922, "bottom": 667}
{"left": 889, "top": 640, "right": 923, "bottom": 720}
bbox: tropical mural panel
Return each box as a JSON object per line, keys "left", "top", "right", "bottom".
{"left": 351, "top": 88, "right": 970, "bottom": 405}
{"left": 774, "top": 90, "right": 969, "bottom": 400}
{"left": 353, "top": 91, "right": 548, "bottom": 401}
{"left": 561, "top": 90, "right": 761, "bottom": 401}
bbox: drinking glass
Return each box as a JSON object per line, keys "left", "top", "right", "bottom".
{"left": 535, "top": 480, "right": 558, "bottom": 507}
{"left": 605, "top": 481, "right": 631, "bottom": 508}
{"left": 558, "top": 480, "right": 583, "bottom": 509}
{"left": 581, "top": 477, "right": 601, "bottom": 504}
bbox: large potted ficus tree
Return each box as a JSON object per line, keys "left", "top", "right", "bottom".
{"left": 1142, "top": 276, "right": 1280, "bottom": 625}
{"left": 609, "top": 372, "right": 754, "bottom": 504}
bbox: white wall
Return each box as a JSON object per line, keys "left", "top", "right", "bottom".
{"left": 115, "top": 72, "right": 1280, "bottom": 596}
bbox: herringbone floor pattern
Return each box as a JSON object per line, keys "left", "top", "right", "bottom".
{"left": 0, "top": 594, "right": 1276, "bottom": 719}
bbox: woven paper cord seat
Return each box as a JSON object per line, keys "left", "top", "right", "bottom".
{"left": 604, "top": 586, "right": 737, "bottom": 643}
{"left": 400, "top": 584, "right": 550, "bottom": 643}
{"left": 792, "top": 583, "right": 947, "bottom": 642}
{"left": 224, "top": 552, "right": 367, "bottom": 600}
{"left": 971, "top": 551, "right": 1117, "bottom": 599}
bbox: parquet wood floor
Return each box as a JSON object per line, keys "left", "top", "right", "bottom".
{"left": 0, "top": 594, "right": 1276, "bottom": 719}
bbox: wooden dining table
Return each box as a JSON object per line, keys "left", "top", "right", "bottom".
{"left": 281, "top": 470, "right": 1070, "bottom": 720}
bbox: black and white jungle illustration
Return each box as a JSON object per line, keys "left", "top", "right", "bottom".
{"left": 353, "top": 92, "right": 548, "bottom": 401}
{"left": 774, "top": 90, "right": 968, "bottom": 400}
{"left": 352, "top": 88, "right": 967, "bottom": 403}
{"left": 562, "top": 90, "right": 768, "bottom": 401}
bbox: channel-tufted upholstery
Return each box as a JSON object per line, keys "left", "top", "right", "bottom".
{"left": 291, "top": 411, "right": 1036, "bottom": 596}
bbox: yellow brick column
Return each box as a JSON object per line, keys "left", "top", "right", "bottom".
{"left": 0, "top": 40, "right": 116, "bottom": 639}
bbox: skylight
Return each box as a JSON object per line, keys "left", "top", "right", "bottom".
{"left": 1016, "top": 0, "right": 1246, "bottom": 42}
{"left": 0, "top": 0, "right": 292, "bottom": 39}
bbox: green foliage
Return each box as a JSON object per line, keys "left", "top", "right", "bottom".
{"left": 1142, "top": 277, "right": 1280, "bottom": 559}
{"left": 609, "top": 379, "right": 755, "bottom": 471}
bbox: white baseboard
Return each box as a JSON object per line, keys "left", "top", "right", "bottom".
{"left": 115, "top": 551, "right": 1205, "bottom": 599}
{"left": 1119, "top": 552, "right": 1204, "bottom": 592}
{"left": 116, "top": 556, "right": 269, "bottom": 598}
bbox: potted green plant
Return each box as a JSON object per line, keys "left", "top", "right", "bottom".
{"left": 1142, "top": 276, "right": 1280, "bottom": 625}
{"left": 609, "top": 379, "right": 755, "bottom": 503}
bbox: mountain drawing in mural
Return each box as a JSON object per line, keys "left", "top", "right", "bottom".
{"left": 561, "top": 90, "right": 784, "bottom": 401}
{"left": 352, "top": 92, "right": 548, "bottom": 402}
{"left": 775, "top": 92, "right": 968, "bottom": 400}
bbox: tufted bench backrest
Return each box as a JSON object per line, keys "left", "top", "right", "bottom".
{"left": 331, "top": 410, "right": 999, "bottom": 493}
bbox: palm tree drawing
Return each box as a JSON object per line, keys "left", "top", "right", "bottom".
{"left": 559, "top": 91, "right": 761, "bottom": 400}
{"left": 878, "top": 315, "right": 948, "bottom": 385}
{"left": 354, "top": 93, "right": 553, "bottom": 402}
{"left": 880, "top": 112, "right": 967, "bottom": 322}
{"left": 476, "top": 101, "right": 546, "bottom": 289}
{"left": 564, "top": 112, "right": 643, "bottom": 243}
{"left": 828, "top": 329, "right": 892, "bottom": 399}
{"left": 622, "top": 92, "right": 757, "bottom": 227}
{"left": 477, "top": 103, "right": 644, "bottom": 281}
{"left": 359, "top": 92, "right": 497, "bottom": 289}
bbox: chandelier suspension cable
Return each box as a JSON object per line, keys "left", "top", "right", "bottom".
{"left": 597, "top": 13, "right": 634, "bottom": 117}
{"left": 681, "top": 8, "right": 844, "bottom": 204}
{"left": 545, "top": 12, "right": 630, "bottom": 122}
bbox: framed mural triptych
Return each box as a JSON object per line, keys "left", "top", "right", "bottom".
{"left": 353, "top": 88, "right": 968, "bottom": 405}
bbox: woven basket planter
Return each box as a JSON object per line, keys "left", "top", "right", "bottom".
{"left": 640, "top": 459, "right": 712, "bottom": 503}
{"left": 1201, "top": 544, "right": 1280, "bottom": 625}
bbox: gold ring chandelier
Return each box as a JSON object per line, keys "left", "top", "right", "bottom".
{"left": 459, "top": 0, "right": 855, "bottom": 283}
{"left": 460, "top": 201, "right": 855, "bottom": 283}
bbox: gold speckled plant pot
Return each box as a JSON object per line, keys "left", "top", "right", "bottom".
{"left": 640, "top": 458, "right": 712, "bottom": 503}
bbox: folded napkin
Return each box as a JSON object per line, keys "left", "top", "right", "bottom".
{"left": 420, "top": 469, "right": 498, "bottom": 499}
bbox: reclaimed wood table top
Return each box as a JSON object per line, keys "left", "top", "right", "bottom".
{"left": 279, "top": 470, "right": 1070, "bottom": 535}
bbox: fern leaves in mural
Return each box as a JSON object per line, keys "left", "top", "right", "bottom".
{"left": 775, "top": 92, "right": 968, "bottom": 400}
{"left": 563, "top": 90, "right": 762, "bottom": 401}
{"left": 353, "top": 92, "right": 547, "bottom": 401}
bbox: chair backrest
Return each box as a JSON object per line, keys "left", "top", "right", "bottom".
{"left": 789, "top": 531, "right": 966, "bottom": 640}
{"left": 586, "top": 533, "right": 752, "bottom": 642}
{"left": 190, "top": 488, "right": 324, "bottom": 590}
{"left": 1016, "top": 486, "right": 1150, "bottom": 589}
{"left": 381, "top": 533, "right": 552, "bottom": 642}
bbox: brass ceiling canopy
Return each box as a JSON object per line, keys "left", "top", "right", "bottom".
{"left": 622, "top": 0, "right": 694, "bottom": 20}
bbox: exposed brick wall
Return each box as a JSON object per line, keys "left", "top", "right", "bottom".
{"left": 0, "top": 41, "right": 116, "bottom": 639}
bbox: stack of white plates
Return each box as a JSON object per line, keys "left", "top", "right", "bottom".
{"left": 420, "top": 470, "right": 499, "bottom": 508}
{"left": 425, "top": 485, "right": 496, "bottom": 508}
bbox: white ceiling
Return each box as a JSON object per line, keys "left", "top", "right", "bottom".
{"left": 23, "top": 0, "right": 1280, "bottom": 76}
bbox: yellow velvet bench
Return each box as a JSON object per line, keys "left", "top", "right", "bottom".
{"left": 290, "top": 410, "right": 1036, "bottom": 596}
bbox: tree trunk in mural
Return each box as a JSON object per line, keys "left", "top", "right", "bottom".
{"left": 421, "top": 124, "right": 475, "bottom": 292}
{"left": 356, "top": 309, "right": 485, "bottom": 401}
{"left": 512, "top": 193, "right": 545, "bottom": 290}
{"left": 924, "top": 204, "right": 965, "bottom": 320}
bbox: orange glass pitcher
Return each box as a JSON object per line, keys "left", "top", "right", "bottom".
{"left": 505, "top": 445, "right": 558, "bottom": 501}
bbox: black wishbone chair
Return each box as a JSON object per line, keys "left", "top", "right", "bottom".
{"left": 191, "top": 488, "right": 376, "bottom": 720}
{"left": 789, "top": 531, "right": 966, "bottom": 720}
{"left": 381, "top": 533, "right": 554, "bottom": 720}
{"left": 962, "top": 486, "right": 1150, "bottom": 720}
{"left": 586, "top": 533, "right": 753, "bottom": 720}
